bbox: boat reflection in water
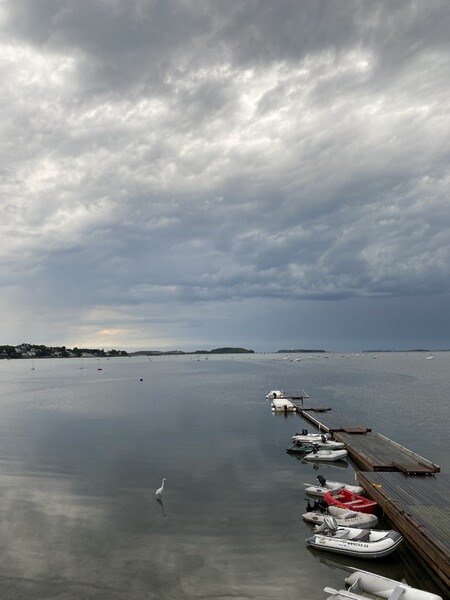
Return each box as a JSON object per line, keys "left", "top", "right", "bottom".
{"left": 307, "top": 545, "right": 406, "bottom": 582}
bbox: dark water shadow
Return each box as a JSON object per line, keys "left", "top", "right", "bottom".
{"left": 156, "top": 498, "right": 167, "bottom": 517}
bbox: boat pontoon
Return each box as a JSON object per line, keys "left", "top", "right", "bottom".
{"left": 306, "top": 516, "right": 402, "bottom": 559}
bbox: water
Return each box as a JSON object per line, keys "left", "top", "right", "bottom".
{"left": 0, "top": 353, "right": 448, "bottom": 599}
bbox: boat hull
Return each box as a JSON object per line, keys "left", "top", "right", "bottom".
{"left": 271, "top": 399, "right": 296, "bottom": 411}
{"left": 344, "top": 569, "right": 444, "bottom": 600}
{"left": 304, "top": 482, "right": 364, "bottom": 497}
{"left": 324, "top": 489, "right": 377, "bottom": 513}
{"left": 307, "top": 529, "right": 402, "bottom": 559}
{"left": 302, "top": 507, "right": 379, "bottom": 529}
{"left": 287, "top": 442, "right": 345, "bottom": 454}
{"left": 292, "top": 433, "right": 331, "bottom": 443}
{"left": 304, "top": 449, "right": 348, "bottom": 462}
{"left": 266, "top": 390, "right": 286, "bottom": 399}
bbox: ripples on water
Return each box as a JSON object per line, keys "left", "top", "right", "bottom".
{"left": 0, "top": 353, "right": 447, "bottom": 599}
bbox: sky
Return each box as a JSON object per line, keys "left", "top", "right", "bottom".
{"left": 1, "top": 0, "right": 450, "bottom": 352}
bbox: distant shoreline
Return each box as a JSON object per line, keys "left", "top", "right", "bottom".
{"left": 0, "top": 344, "right": 254, "bottom": 359}
{"left": 1, "top": 343, "right": 448, "bottom": 360}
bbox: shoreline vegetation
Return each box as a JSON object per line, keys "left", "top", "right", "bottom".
{"left": 0, "top": 343, "right": 445, "bottom": 360}
{"left": 0, "top": 343, "right": 255, "bottom": 360}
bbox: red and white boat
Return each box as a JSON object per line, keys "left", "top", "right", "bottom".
{"left": 323, "top": 488, "right": 377, "bottom": 514}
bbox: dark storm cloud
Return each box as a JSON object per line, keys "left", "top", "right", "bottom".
{"left": 1, "top": 0, "right": 449, "bottom": 349}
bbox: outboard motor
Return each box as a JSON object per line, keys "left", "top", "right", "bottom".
{"left": 321, "top": 434, "right": 327, "bottom": 443}
{"left": 312, "top": 443, "right": 319, "bottom": 453}
{"left": 323, "top": 515, "right": 339, "bottom": 534}
{"left": 312, "top": 499, "right": 327, "bottom": 513}
{"left": 317, "top": 475, "right": 326, "bottom": 487}
{"left": 314, "top": 520, "right": 330, "bottom": 533}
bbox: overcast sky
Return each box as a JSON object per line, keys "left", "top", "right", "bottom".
{"left": 1, "top": 0, "right": 449, "bottom": 352}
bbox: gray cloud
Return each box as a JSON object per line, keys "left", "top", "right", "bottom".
{"left": 1, "top": 0, "right": 449, "bottom": 350}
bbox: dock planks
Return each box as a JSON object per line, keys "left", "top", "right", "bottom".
{"left": 356, "top": 471, "right": 450, "bottom": 590}
{"left": 296, "top": 408, "right": 439, "bottom": 474}
{"left": 333, "top": 431, "right": 440, "bottom": 474}
{"left": 296, "top": 407, "right": 371, "bottom": 433}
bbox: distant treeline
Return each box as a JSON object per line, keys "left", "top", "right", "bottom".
{"left": 0, "top": 343, "right": 128, "bottom": 359}
{"left": 130, "top": 347, "right": 254, "bottom": 356}
{"left": 2, "top": 344, "right": 446, "bottom": 360}
{"left": 1, "top": 344, "right": 254, "bottom": 359}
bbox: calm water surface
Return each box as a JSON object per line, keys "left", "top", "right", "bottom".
{"left": 0, "top": 353, "right": 448, "bottom": 599}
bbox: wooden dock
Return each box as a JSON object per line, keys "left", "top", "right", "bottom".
{"left": 333, "top": 431, "right": 441, "bottom": 474}
{"left": 292, "top": 406, "right": 448, "bottom": 592}
{"left": 271, "top": 398, "right": 296, "bottom": 412}
{"left": 298, "top": 407, "right": 371, "bottom": 433}
{"left": 282, "top": 389, "right": 310, "bottom": 401}
{"left": 296, "top": 407, "right": 439, "bottom": 473}
{"left": 357, "top": 471, "right": 450, "bottom": 590}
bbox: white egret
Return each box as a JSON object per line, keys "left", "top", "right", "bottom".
{"left": 155, "top": 478, "right": 166, "bottom": 499}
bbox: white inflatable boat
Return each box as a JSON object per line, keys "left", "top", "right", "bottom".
{"left": 304, "top": 448, "right": 348, "bottom": 462}
{"left": 324, "top": 568, "right": 443, "bottom": 600}
{"left": 306, "top": 516, "right": 402, "bottom": 559}
{"left": 302, "top": 502, "right": 378, "bottom": 529}
{"left": 304, "top": 475, "right": 363, "bottom": 497}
